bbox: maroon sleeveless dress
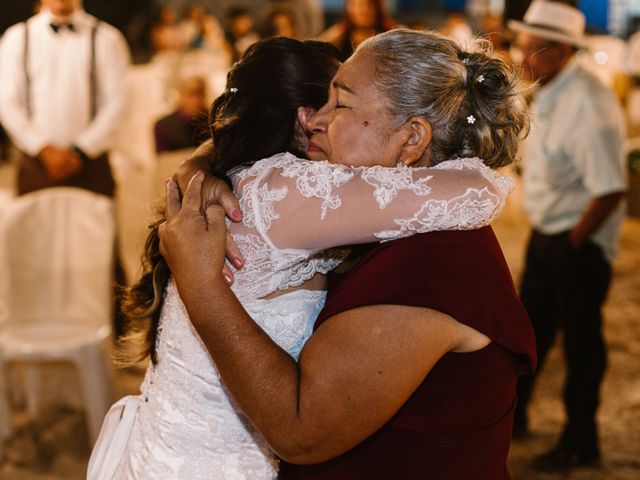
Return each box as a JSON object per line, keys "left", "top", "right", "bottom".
{"left": 280, "top": 227, "right": 536, "bottom": 480}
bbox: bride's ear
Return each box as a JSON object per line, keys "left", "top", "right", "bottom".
{"left": 398, "top": 117, "right": 432, "bottom": 167}
{"left": 294, "top": 107, "right": 317, "bottom": 146}
{"left": 296, "top": 107, "right": 316, "bottom": 131}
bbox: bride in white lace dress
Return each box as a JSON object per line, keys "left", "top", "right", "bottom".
{"left": 89, "top": 37, "right": 516, "bottom": 479}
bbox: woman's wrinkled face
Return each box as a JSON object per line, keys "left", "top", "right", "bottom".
{"left": 306, "top": 50, "right": 404, "bottom": 168}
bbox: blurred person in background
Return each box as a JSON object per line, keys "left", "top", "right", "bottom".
{"left": 225, "top": 6, "right": 261, "bottom": 60}
{"left": 509, "top": 1, "right": 626, "bottom": 470}
{"left": 154, "top": 76, "right": 209, "bottom": 154}
{"left": 288, "top": 0, "right": 324, "bottom": 38}
{"left": 261, "top": 3, "right": 300, "bottom": 39}
{"left": 151, "top": 5, "right": 185, "bottom": 53}
{"left": 480, "top": 13, "right": 510, "bottom": 61}
{"left": 179, "top": 2, "right": 210, "bottom": 50}
{"left": 626, "top": 29, "right": 640, "bottom": 136}
{"left": 0, "top": 0, "right": 130, "bottom": 197}
{"left": 319, "top": 0, "right": 395, "bottom": 60}
{"left": 439, "top": 9, "right": 474, "bottom": 47}
{"left": 178, "top": 1, "right": 230, "bottom": 58}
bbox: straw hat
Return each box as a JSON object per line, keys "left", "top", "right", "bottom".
{"left": 508, "top": 1, "right": 586, "bottom": 48}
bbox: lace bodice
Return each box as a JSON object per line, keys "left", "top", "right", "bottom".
{"left": 116, "top": 284, "right": 326, "bottom": 479}
{"left": 115, "top": 153, "right": 512, "bottom": 479}
{"left": 229, "top": 153, "right": 512, "bottom": 300}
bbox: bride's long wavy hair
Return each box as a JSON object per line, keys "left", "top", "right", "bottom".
{"left": 117, "top": 38, "right": 340, "bottom": 365}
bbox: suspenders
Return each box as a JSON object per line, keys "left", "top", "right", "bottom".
{"left": 22, "top": 20, "right": 31, "bottom": 119}
{"left": 17, "top": 18, "right": 116, "bottom": 197}
{"left": 89, "top": 23, "right": 98, "bottom": 119}
{"left": 22, "top": 19, "right": 100, "bottom": 120}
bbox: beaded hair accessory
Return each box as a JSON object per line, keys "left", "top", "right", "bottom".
{"left": 461, "top": 55, "right": 478, "bottom": 126}
{"left": 229, "top": 87, "right": 238, "bottom": 93}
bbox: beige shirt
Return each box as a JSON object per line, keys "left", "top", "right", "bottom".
{"left": 522, "top": 56, "right": 626, "bottom": 262}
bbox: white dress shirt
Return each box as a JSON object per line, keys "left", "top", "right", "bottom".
{"left": 0, "top": 8, "right": 130, "bottom": 158}
{"left": 522, "top": 56, "right": 627, "bottom": 262}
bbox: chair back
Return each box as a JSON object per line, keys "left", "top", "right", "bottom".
{"left": 3, "top": 188, "right": 115, "bottom": 328}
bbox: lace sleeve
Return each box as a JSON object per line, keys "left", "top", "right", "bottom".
{"left": 234, "top": 153, "right": 513, "bottom": 252}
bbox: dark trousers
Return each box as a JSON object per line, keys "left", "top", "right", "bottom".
{"left": 17, "top": 152, "right": 115, "bottom": 197}
{"left": 515, "top": 230, "right": 611, "bottom": 454}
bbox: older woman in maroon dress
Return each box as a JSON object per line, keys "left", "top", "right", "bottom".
{"left": 280, "top": 228, "right": 535, "bottom": 479}
{"left": 160, "top": 29, "right": 535, "bottom": 479}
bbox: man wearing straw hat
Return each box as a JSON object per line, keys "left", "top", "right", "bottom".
{"left": 509, "top": 1, "right": 626, "bottom": 470}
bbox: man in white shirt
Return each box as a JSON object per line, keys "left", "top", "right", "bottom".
{"left": 509, "top": 1, "right": 626, "bottom": 470}
{"left": 0, "top": 0, "right": 130, "bottom": 196}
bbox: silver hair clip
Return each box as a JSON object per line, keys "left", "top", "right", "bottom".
{"left": 467, "top": 115, "right": 476, "bottom": 124}
{"left": 476, "top": 75, "right": 485, "bottom": 84}
{"left": 229, "top": 87, "right": 238, "bottom": 93}
{"left": 461, "top": 57, "right": 470, "bottom": 65}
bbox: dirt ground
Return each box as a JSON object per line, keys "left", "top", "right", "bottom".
{"left": 0, "top": 171, "right": 639, "bottom": 479}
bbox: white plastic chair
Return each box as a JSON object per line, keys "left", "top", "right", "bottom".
{"left": 0, "top": 188, "right": 13, "bottom": 325}
{"left": 0, "top": 187, "right": 115, "bottom": 445}
{"left": 0, "top": 189, "right": 13, "bottom": 442}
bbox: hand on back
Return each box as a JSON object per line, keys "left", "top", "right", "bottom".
{"left": 166, "top": 144, "right": 245, "bottom": 282}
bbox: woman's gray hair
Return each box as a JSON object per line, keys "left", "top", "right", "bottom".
{"left": 358, "top": 29, "right": 529, "bottom": 168}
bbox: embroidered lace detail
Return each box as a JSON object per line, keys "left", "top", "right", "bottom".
{"left": 361, "top": 166, "right": 433, "bottom": 208}
{"left": 278, "top": 157, "right": 354, "bottom": 220}
{"left": 374, "top": 187, "right": 500, "bottom": 240}
{"left": 371, "top": 158, "right": 513, "bottom": 241}
{"left": 236, "top": 153, "right": 511, "bottom": 252}
{"left": 240, "top": 182, "right": 288, "bottom": 231}
{"left": 116, "top": 284, "right": 325, "bottom": 479}
{"left": 433, "top": 157, "right": 515, "bottom": 198}
{"left": 230, "top": 233, "right": 347, "bottom": 301}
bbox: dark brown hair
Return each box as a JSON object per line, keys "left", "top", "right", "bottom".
{"left": 117, "top": 37, "right": 340, "bottom": 365}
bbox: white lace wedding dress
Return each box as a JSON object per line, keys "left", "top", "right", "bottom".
{"left": 108, "top": 153, "right": 512, "bottom": 479}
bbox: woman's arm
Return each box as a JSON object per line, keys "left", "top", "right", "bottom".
{"left": 159, "top": 175, "right": 489, "bottom": 463}
{"left": 241, "top": 154, "right": 511, "bottom": 252}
